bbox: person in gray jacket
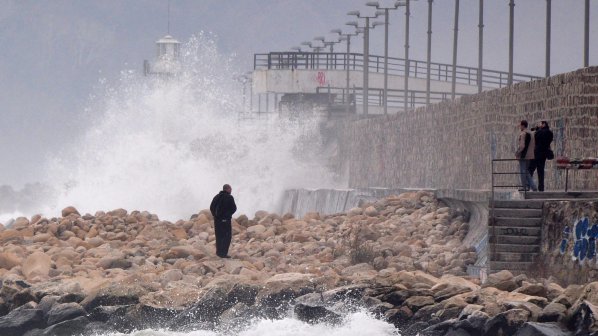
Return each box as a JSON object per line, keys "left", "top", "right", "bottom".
{"left": 515, "top": 120, "right": 537, "bottom": 191}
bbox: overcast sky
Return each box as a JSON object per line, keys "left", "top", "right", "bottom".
{"left": 0, "top": 0, "right": 596, "bottom": 187}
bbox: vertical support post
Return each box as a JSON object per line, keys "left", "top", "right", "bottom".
{"left": 508, "top": 0, "right": 515, "bottom": 86}
{"left": 584, "top": 0, "right": 590, "bottom": 67}
{"left": 364, "top": 17, "right": 370, "bottom": 115}
{"left": 249, "top": 79, "right": 253, "bottom": 112}
{"left": 451, "top": 0, "right": 460, "bottom": 100}
{"left": 546, "top": 0, "right": 551, "bottom": 77}
{"left": 346, "top": 35, "right": 351, "bottom": 114}
{"left": 426, "top": 0, "right": 433, "bottom": 105}
{"left": 404, "top": 0, "right": 411, "bottom": 111}
{"left": 266, "top": 92, "right": 269, "bottom": 113}
{"left": 383, "top": 9, "right": 389, "bottom": 115}
{"left": 478, "top": 0, "right": 484, "bottom": 93}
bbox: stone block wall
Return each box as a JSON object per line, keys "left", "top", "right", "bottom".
{"left": 338, "top": 67, "right": 598, "bottom": 191}
{"left": 540, "top": 200, "right": 598, "bottom": 284}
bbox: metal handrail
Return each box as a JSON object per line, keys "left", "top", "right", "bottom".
{"left": 315, "top": 86, "right": 466, "bottom": 110}
{"left": 490, "top": 158, "right": 527, "bottom": 271}
{"left": 254, "top": 52, "right": 541, "bottom": 88}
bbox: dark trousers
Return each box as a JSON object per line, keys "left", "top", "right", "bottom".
{"left": 528, "top": 157, "right": 547, "bottom": 191}
{"left": 214, "top": 218, "right": 232, "bottom": 257}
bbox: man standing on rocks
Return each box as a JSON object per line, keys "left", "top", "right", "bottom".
{"left": 516, "top": 120, "right": 537, "bottom": 192}
{"left": 210, "top": 184, "right": 237, "bottom": 258}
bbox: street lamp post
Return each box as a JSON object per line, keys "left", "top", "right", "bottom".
{"left": 367, "top": 1, "right": 406, "bottom": 115}
{"left": 347, "top": 10, "right": 382, "bottom": 116}
{"left": 332, "top": 28, "right": 361, "bottom": 114}
{"left": 426, "top": 0, "right": 433, "bottom": 105}
{"left": 451, "top": 0, "right": 460, "bottom": 100}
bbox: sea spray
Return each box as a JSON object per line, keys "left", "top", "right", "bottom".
{"left": 41, "top": 33, "right": 338, "bottom": 220}
{"left": 102, "top": 311, "right": 400, "bottom": 336}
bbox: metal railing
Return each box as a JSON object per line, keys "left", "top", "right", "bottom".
{"left": 316, "top": 86, "right": 467, "bottom": 111}
{"left": 489, "top": 158, "right": 527, "bottom": 270}
{"left": 254, "top": 52, "right": 541, "bottom": 88}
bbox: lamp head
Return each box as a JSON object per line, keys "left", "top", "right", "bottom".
{"left": 314, "top": 36, "right": 326, "bottom": 42}
{"left": 330, "top": 29, "right": 342, "bottom": 35}
{"left": 345, "top": 21, "right": 359, "bottom": 28}
{"left": 347, "top": 10, "right": 361, "bottom": 17}
{"left": 366, "top": 1, "right": 380, "bottom": 7}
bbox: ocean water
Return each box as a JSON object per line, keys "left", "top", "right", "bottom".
{"left": 102, "top": 311, "right": 400, "bottom": 336}
{"left": 1, "top": 32, "right": 339, "bottom": 223}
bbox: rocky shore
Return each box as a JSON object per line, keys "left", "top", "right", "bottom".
{"left": 0, "top": 191, "right": 595, "bottom": 335}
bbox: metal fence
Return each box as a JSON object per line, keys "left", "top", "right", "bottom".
{"left": 316, "top": 86, "right": 467, "bottom": 111}
{"left": 254, "top": 52, "right": 541, "bottom": 89}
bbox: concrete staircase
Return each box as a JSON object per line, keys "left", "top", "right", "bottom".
{"left": 488, "top": 200, "right": 544, "bottom": 273}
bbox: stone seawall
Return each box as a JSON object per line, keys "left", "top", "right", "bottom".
{"left": 541, "top": 200, "right": 598, "bottom": 284}
{"left": 337, "top": 67, "right": 598, "bottom": 191}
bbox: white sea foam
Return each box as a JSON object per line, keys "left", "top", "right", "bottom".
{"left": 41, "top": 33, "right": 339, "bottom": 220}
{"left": 102, "top": 311, "right": 400, "bottom": 336}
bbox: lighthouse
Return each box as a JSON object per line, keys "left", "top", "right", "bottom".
{"left": 143, "top": 34, "right": 181, "bottom": 76}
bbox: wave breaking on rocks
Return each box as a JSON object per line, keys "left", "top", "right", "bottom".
{"left": 0, "top": 191, "right": 594, "bottom": 335}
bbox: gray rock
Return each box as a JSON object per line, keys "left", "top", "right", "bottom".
{"left": 513, "top": 322, "right": 573, "bottom": 336}
{"left": 40, "top": 316, "right": 90, "bottom": 336}
{"left": 46, "top": 302, "right": 86, "bottom": 326}
{"left": 37, "top": 296, "right": 59, "bottom": 316}
{"left": 0, "top": 308, "right": 45, "bottom": 336}
{"left": 294, "top": 303, "right": 342, "bottom": 325}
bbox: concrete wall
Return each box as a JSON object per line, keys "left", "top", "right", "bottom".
{"left": 540, "top": 200, "right": 598, "bottom": 284}
{"left": 338, "top": 67, "right": 598, "bottom": 192}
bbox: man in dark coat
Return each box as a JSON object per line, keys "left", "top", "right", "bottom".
{"left": 210, "top": 184, "right": 237, "bottom": 258}
{"left": 531, "top": 121, "right": 554, "bottom": 192}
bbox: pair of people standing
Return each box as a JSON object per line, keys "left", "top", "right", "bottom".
{"left": 516, "top": 120, "right": 554, "bottom": 192}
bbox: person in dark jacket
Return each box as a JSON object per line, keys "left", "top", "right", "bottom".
{"left": 210, "top": 184, "right": 237, "bottom": 258}
{"left": 531, "top": 121, "right": 554, "bottom": 191}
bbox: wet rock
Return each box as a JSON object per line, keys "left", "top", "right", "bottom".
{"left": 294, "top": 303, "right": 342, "bottom": 325}
{"left": 539, "top": 302, "right": 567, "bottom": 322}
{"left": 39, "top": 316, "right": 90, "bottom": 336}
{"left": 0, "top": 308, "right": 45, "bottom": 335}
{"left": 80, "top": 284, "right": 145, "bottom": 311}
{"left": 568, "top": 300, "right": 598, "bottom": 335}
{"left": 513, "top": 322, "right": 573, "bottom": 336}
{"left": 404, "top": 295, "right": 434, "bottom": 313}
{"left": 46, "top": 302, "right": 86, "bottom": 326}
{"left": 485, "top": 308, "right": 531, "bottom": 335}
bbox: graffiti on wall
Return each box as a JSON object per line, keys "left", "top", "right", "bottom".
{"left": 560, "top": 217, "right": 598, "bottom": 262}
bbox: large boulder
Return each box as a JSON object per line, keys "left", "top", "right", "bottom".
{"left": 46, "top": 302, "right": 87, "bottom": 326}
{"left": 484, "top": 270, "right": 517, "bottom": 292}
{"left": 294, "top": 303, "right": 342, "bottom": 325}
{"left": 37, "top": 316, "right": 90, "bottom": 336}
{"left": 568, "top": 300, "right": 598, "bottom": 335}
{"left": 0, "top": 308, "right": 45, "bottom": 335}
{"left": 80, "top": 283, "right": 146, "bottom": 311}
{"left": 22, "top": 252, "right": 52, "bottom": 280}
{"left": 485, "top": 308, "right": 531, "bottom": 335}
{"left": 256, "top": 273, "right": 316, "bottom": 318}
{"left": 513, "top": 322, "right": 573, "bottom": 336}
{"left": 61, "top": 206, "right": 80, "bottom": 217}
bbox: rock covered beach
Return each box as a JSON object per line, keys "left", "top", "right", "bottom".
{"left": 0, "top": 191, "right": 595, "bottom": 335}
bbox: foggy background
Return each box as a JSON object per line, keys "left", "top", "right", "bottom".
{"left": 0, "top": 0, "right": 596, "bottom": 188}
